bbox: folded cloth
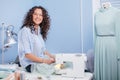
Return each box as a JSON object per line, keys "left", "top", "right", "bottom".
{"left": 31, "top": 63, "right": 55, "bottom": 76}
{"left": 0, "top": 71, "right": 12, "bottom": 79}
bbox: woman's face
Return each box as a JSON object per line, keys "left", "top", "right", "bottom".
{"left": 32, "top": 8, "right": 43, "bottom": 26}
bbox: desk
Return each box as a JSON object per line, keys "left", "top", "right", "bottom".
{"left": 25, "top": 72, "right": 93, "bottom": 80}
{"left": 50, "top": 72, "right": 93, "bottom": 80}
{"left": 1, "top": 53, "right": 93, "bottom": 80}
{"left": 4, "top": 72, "right": 93, "bottom": 80}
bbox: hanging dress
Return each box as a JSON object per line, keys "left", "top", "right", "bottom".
{"left": 94, "top": 7, "right": 120, "bottom": 80}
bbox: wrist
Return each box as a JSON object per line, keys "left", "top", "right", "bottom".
{"left": 51, "top": 55, "right": 55, "bottom": 58}
{"left": 42, "top": 58, "right": 44, "bottom": 63}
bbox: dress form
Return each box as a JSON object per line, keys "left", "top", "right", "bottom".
{"left": 94, "top": 2, "right": 120, "bottom": 80}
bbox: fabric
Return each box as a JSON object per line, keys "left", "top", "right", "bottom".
{"left": 94, "top": 7, "right": 120, "bottom": 80}
{"left": 116, "top": 9, "right": 120, "bottom": 80}
{"left": 18, "top": 27, "right": 46, "bottom": 68}
{"left": 32, "top": 63, "right": 55, "bottom": 76}
{"left": 30, "top": 54, "right": 55, "bottom": 75}
{"left": 31, "top": 60, "right": 73, "bottom": 76}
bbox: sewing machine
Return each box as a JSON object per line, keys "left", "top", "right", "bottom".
{"left": 55, "top": 53, "right": 86, "bottom": 78}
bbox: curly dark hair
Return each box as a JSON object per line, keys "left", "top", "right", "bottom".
{"left": 21, "top": 6, "right": 50, "bottom": 40}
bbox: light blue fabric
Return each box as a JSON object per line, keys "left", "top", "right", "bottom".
{"left": 32, "top": 63, "right": 55, "bottom": 76}
{"left": 94, "top": 7, "right": 120, "bottom": 80}
{"left": 116, "top": 9, "right": 120, "bottom": 80}
{"left": 18, "top": 27, "right": 46, "bottom": 68}
{"left": 0, "top": 71, "right": 12, "bottom": 80}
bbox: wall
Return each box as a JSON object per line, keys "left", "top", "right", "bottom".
{"left": 0, "top": 0, "right": 34, "bottom": 63}
{"left": 33, "top": 0, "right": 81, "bottom": 53}
{"left": 81, "top": 0, "right": 93, "bottom": 53}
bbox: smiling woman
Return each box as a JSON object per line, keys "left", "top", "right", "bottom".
{"left": 18, "top": 6, "right": 55, "bottom": 72}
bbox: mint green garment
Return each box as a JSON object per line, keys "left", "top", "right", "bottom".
{"left": 31, "top": 55, "right": 55, "bottom": 76}
{"left": 32, "top": 63, "right": 55, "bottom": 76}
{"left": 94, "top": 7, "right": 120, "bottom": 80}
{"left": 0, "top": 71, "right": 12, "bottom": 80}
{"left": 116, "top": 9, "right": 120, "bottom": 80}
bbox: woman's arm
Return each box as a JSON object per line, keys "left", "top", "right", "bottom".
{"left": 25, "top": 53, "right": 54, "bottom": 64}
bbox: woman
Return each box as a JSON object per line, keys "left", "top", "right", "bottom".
{"left": 18, "top": 6, "right": 55, "bottom": 72}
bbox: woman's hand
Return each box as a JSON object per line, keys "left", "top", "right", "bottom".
{"left": 50, "top": 57, "right": 55, "bottom": 63}
{"left": 44, "top": 51, "right": 56, "bottom": 63}
{"left": 42, "top": 58, "right": 55, "bottom": 64}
